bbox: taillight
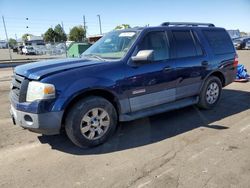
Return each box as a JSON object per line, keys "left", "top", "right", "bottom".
{"left": 233, "top": 54, "right": 238, "bottom": 68}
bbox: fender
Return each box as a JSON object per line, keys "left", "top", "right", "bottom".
{"left": 52, "top": 76, "right": 126, "bottom": 113}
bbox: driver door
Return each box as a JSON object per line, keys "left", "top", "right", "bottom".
{"left": 123, "top": 31, "right": 177, "bottom": 112}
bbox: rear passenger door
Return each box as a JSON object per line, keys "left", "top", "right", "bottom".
{"left": 170, "top": 29, "right": 208, "bottom": 100}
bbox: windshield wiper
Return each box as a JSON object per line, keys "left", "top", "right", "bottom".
{"left": 83, "top": 54, "right": 106, "bottom": 61}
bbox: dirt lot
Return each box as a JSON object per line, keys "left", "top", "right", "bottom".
{"left": 0, "top": 51, "right": 249, "bottom": 188}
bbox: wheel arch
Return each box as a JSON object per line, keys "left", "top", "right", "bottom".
{"left": 199, "top": 70, "right": 226, "bottom": 94}
{"left": 209, "top": 71, "right": 226, "bottom": 87}
{"left": 61, "top": 89, "right": 121, "bottom": 128}
{"left": 203, "top": 70, "right": 226, "bottom": 87}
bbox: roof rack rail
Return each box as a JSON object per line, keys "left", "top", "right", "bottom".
{"left": 161, "top": 22, "right": 215, "bottom": 27}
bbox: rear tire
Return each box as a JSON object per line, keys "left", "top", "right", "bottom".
{"left": 197, "top": 76, "right": 222, "bottom": 109}
{"left": 65, "top": 96, "right": 118, "bottom": 148}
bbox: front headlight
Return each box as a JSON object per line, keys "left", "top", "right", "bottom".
{"left": 26, "top": 81, "right": 56, "bottom": 102}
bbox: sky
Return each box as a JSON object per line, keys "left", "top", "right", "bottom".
{"left": 0, "top": 0, "right": 250, "bottom": 40}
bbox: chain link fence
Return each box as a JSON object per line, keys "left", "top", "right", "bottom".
{"left": 0, "top": 42, "right": 67, "bottom": 63}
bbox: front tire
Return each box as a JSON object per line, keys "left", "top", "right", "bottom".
{"left": 197, "top": 76, "right": 222, "bottom": 109}
{"left": 65, "top": 96, "right": 118, "bottom": 148}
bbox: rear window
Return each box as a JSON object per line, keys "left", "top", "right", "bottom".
{"left": 203, "top": 29, "right": 235, "bottom": 55}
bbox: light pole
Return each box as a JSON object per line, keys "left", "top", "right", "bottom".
{"left": 97, "top": 14, "right": 102, "bottom": 35}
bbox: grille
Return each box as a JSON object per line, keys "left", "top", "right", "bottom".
{"left": 11, "top": 74, "right": 29, "bottom": 102}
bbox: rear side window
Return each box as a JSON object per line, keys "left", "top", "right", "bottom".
{"left": 172, "top": 30, "right": 202, "bottom": 58}
{"left": 203, "top": 30, "right": 235, "bottom": 55}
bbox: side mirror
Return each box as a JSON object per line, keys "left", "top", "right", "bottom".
{"left": 131, "top": 50, "right": 154, "bottom": 62}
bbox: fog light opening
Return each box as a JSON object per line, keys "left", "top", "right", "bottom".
{"left": 24, "top": 115, "right": 33, "bottom": 126}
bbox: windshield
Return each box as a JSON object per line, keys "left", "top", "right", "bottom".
{"left": 82, "top": 31, "right": 139, "bottom": 60}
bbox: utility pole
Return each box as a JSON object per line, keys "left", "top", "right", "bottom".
{"left": 61, "top": 21, "right": 67, "bottom": 58}
{"left": 97, "top": 14, "right": 102, "bottom": 35}
{"left": 61, "top": 21, "right": 64, "bottom": 30}
{"left": 83, "top": 15, "right": 86, "bottom": 30}
{"left": 2, "top": 16, "right": 12, "bottom": 61}
{"left": 83, "top": 15, "right": 86, "bottom": 41}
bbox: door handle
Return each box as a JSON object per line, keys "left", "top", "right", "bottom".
{"left": 163, "top": 66, "right": 172, "bottom": 72}
{"left": 201, "top": 61, "right": 209, "bottom": 66}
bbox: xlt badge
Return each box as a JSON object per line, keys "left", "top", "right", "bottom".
{"left": 132, "top": 89, "right": 146, "bottom": 95}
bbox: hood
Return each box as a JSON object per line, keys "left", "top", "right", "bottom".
{"left": 15, "top": 58, "right": 103, "bottom": 80}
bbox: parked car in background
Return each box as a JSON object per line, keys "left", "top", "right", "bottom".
{"left": 10, "top": 22, "right": 237, "bottom": 148}
{"left": 243, "top": 37, "right": 250, "bottom": 48}
{"left": 22, "top": 46, "right": 36, "bottom": 55}
{"left": 12, "top": 46, "right": 18, "bottom": 52}
{"left": 245, "top": 40, "right": 250, "bottom": 50}
{"left": 233, "top": 37, "right": 250, "bottom": 50}
{"left": 233, "top": 38, "right": 245, "bottom": 50}
{"left": 17, "top": 45, "right": 24, "bottom": 54}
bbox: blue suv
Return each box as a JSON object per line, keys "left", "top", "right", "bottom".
{"left": 10, "top": 22, "right": 237, "bottom": 147}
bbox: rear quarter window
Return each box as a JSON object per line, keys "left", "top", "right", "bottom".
{"left": 203, "top": 29, "right": 235, "bottom": 55}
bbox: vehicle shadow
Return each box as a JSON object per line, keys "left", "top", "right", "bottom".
{"left": 38, "top": 89, "right": 250, "bottom": 155}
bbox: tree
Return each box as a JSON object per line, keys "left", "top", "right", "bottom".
{"left": 22, "top": 33, "right": 33, "bottom": 42}
{"left": 44, "top": 24, "right": 67, "bottom": 43}
{"left": 69, "top": 26, "right": 86, "bottom": 42}
{"left": 8, "top": 38, "right": 17, "bottom": 48}
{"left": 44, "top": 28, "right": 56, "bottom": 42}
{"left": 54, "top": 24, "right": 67, "bottom": 42}
{"left": 115, "top": 24, "right": 131, "bottom": 30}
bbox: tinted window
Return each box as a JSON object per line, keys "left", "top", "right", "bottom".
{"left": 203, "top": 30, "right": 235, "bottom": 55}
{"left": 172, "top": 30, "right": 198, "bottom": 58}
{"left": 193, "top": 32, "right": 203, "bottom": 56}
{"left": 139, "top": 31, "right": 169, "bottom": 61}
